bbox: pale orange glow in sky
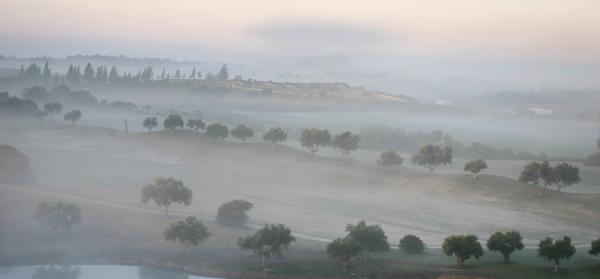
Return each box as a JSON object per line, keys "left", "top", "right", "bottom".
{"left": 2, "top": 0, "right": 600, "bottom": 60}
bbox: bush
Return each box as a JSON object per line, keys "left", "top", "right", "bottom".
{"left": 399, "top": 234, "right": 425, "bottom": 254}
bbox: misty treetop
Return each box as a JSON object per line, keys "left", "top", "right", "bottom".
{"left": 163, "top": 114, "right": 185, "bottom": 130}
{"left": 399, "top": 234, "right": 425, "bottom": 254}
{"left": 377, "top": 151, "right": 404, "bottom": 170}
{"left": 327, "top": 237, "right": 364, "bottom": 269}
{"left": 486, "top": 231, "right": 524, "bottom": 263}
{"left": 231, "top": 124, "right": 254, "bottom": 143}
{"left": 43, "top": 102, "right": 63, "bottom": 118}
{"left": 442, "top": 234, "right": 484, "bottom": 266}
{"left": 141, "top": 177, "right": 192, "bottom": 215}
{"left": 238, "top": 223, "right": 296, "bottom": 267}
{"left": 590, "top": 239, "right": 600, "bottom": 256}
{"left": 537, "top": 236, "right": 576, "bottom": 272}
{"left": 164, "top": 216, "right": 210, "bottom": 256}
{"left": 464, "top": 159, "right": 488, "bottom": 178}
{"left": 216, "top": 199, "right": 253, "bottom": 226}
{"left": 186, "top": 118, "right": 206, "bottom": 131}
{"left": 143, "top": 117, "right": 158, "bottom": 133}
{"left": 332, "top": 131, "right": 360, "bottom": 156}
{"left": 300, "top": 128, "right": 331, "bottom": 154}
{"left": 63, "top": 110, "right": 82, "bottom": 126}
{"left": 345, "top": 220, "right": 390, "bottom": 255}
{"left": 411, "top": 144, "right": 452, "bottom": 172}
{"left": 206, "top": 123, "right": 229, "bottom": 141}
{"left": 34, "top": 201, "right": 82, "bottom": 232}
{"left": 262, "top": 127, "right": 287, "bottom": 146}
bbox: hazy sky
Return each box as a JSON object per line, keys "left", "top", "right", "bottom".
{"left": 1, "top": 0, "right": 600, "bottom": 88}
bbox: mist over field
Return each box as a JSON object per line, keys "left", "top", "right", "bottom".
{"left": 1, "top": 1, "right": 600, "bottom": 279}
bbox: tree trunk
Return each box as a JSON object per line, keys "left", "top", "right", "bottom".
{"left": 164, "top": 205, "right": 169, "bottom": 216}
{"left": 261, "top": 256, "right": 266, "bottom": 269}
{"left": 503, "top": 253, "right": 510, "bottom": 264}
{"left": 186, "top": 245, "right": 191, "bottom": 256}
{"left": 472, "top": 173, "right": 477, "bottom": 179}
{"left": 554, "top": 259, "right": 559, "bottom": 272}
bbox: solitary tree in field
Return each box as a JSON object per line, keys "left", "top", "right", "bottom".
{"left": 300, "top": 128, "right": 331, "bottom": 154}
{"left": 538, "top": 236, "right": 576, "bottom": 272}
{"left": 327, "top": 237, "right": 364, "bottom": 270}
{"left": 464, "top": 159, "right": 488, "bottom": 178}
{"left": 377, "top": 151, "right": 404, "bottom": 170}
{"left": 43, "top": 102, "right": 63, "bottom": 119}
{"left": 143, "top": 117, "right": 158, "bottom": 134}
{"left": 411, "top": 144, "right": 452, "bottom": 172}
{"left": 216, "top": 200, "right": 253, "bottom": 226}
{"left": 141, "top": 177, "right": 192, "bottom": 215}
{"left": 442, "top": 235, "right": 484, "bottom": 266}
{"left": 186, "top": 118, "right": 206, "bottom": 131}
{"left": 589, "top": 239, "right": 600, "bottom": 256}
{"left": 34, "top": 201, "right": 82, "bottom": 233}
{"left": 205, "top": 123, "right": 229, "bottom": 141}
{"left": 345, "top": 220, "right": 389, "bottom": 258}
{"left": 34, "top": 110, "right": 48, "bottom": 123}
{"left": 164, "top": 216, "right": 210, "bottom": 256}
{"left": 399, "top": 234, "right": 425, "bottom": 254}
{"left": 217, "top": 64, "right": 229, "bottom": 81}
{"left": 231, "top": 125, "right": 254, "bottom": 143}
{"left": 63, "top": 110, "right": 82, "bottom": 126}
{"left": 163, "top": 114, "right": 184, "bottom": 130}
{"left": 262, "top": 127, "right": 287, "bottom": 147}
{"left": 486, "top": 231, "right": 524, "bottom": 263}
{"left": 332, "top": 131, "right": 360, "bottom": 156}
{"left": 552, "top": 162, "right": 581, "bottom": 192}
{"left": 238, "top": 223, "right": 296, "bottom": 267}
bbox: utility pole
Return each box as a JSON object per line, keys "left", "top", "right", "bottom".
{"left": 123, "top": 118, "right": 128, "bottom": 137}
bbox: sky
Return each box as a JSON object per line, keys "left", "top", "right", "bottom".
{"left": 1, "top": 0, "right": 600, "bottom": 90}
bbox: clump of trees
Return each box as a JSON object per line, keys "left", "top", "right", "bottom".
{"left": 163, "top": 114, "right": 184, "bottom": 130}
{"left": 206, "top": 123, "right": 229, "bottom": 141}
{"left": 216, "top": 200, "right": 253, "bottom": 226}
{"left": 43, "top": 102, "right": 63, "bottom": 119}
{"left": 34, "top": 201, "right": 82, "bottom": 232}
{"left": 486, "top": 231, "right": 524, "bottom": 263}
{"left": 332, "top": 131, "right": 360, "bottom": 156}
{"left": 326, "top": 237, "right": 364, "bottom": 270}
{"left": 143, "top": 117, "right": 158, "bottom": 133}
{"left": 399, "top": 234, "right": 425, "bottom": 254}
{"left": 411, "top": 144, "right": 452, "bottom": 172}
{"left": 300, "top": 128, "right": 331, "bottom": 154}
{"left": 238, "top": 223, "right": 296, "bottom": 267}
{"left": 262, "top": 127, "right": 287, "bottom": 147}
{"left": 63, "top": 110, "right": 82, "bottom": 126}
{"left": 537, "top": 236, "right": 576, "bottom": 272}
{"left": 141, "top": 177, "right": 192, "bottom": 215}
{"left": 442, "top": 235, "right": 484, "bottom": 266}
{"left": 464, "top": 159, "right": 488, "bottom": 178}
{"left": 519, "top": 161, "right": 580, "bottom": 196}
{"left": 377, "top": 151, "right": 404, "bottom": 170}
{"left": 164, "top": 216, "right": 210, "bottom": 256}
{"left": 231, "top": 125, "right": 254, "bottom": 143}
{"left": 186, "top": 119, "right": 206, "bottom": 131}
{"left": 590, "top": 238, "right": 600, "bottom": 256}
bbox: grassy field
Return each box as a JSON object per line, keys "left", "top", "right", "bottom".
{"left": 1, "top": 118, "right": 600, "bottom": 278}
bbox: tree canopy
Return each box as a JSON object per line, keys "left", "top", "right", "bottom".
{"left": 186, "top": 118, "right": 206, "bottom": 131}
{"left": 63, "top": 110, "right": 82, "bottom": 126}
{"left": 163, "top": 114, "right": 184, "bottom": 130}
{"left": 519, "top": 161, "right": 580, "bottom": 195}
{"left": 442, "top": 235, "right": 484, "bottom": 266}
{"left": 589, "top": 239, "right": 600, "bottom": 256}
{"left": 345, "top": 220, "right": 390, "bottom": 256}
{"left": 43, "top": 102, "right": 63, "bottom": 118}
{"left": 143, "top": 117, "right": 158, "bottom": 133}
{"left": 300, "top": 128, "right": 331, "bottom": 154}
{"left": 332, "top": 131, "right": 360, "bottom": 156}
{"left": 326, "top": 237, "right": 364, "bottom": 269}
{"left": 262, "top": 127, "right": 287, "bottom": 146}
{"left": 538, "top": 236, "right": 576, "bottom": 272}
{"left": 231, "top": 125, "right": 254, "bottom": 143}
{"left": 164, "top": 216, "right": 210, "bottom": 255}
{"left": 216, "top": 199, "right": 253, "bottom": 226}
{"left": 141, "top": 177, "right": 192, "bottom": 215}
{"left": 464, "top": 159, "right": 488, "bottom": 178}
{"left": 206, "top": 123, "right": 229, "bottom": 141}
{"left": 34, "top": 201, "right": 82, "bottom": 232}
{"left": 238, "top": 223, "right": 296, "bottom": 267}
{"left": 411, "top": 144, "right": 452, "bottom": 172}
{"left": 486, "top": 231, "right": 524, "bottom": 263}
{"left": 377, "top": 151, "right": 404, "bottom": 169}
{"left": 399, "top": 234, "right": 425, "bottom": 254}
